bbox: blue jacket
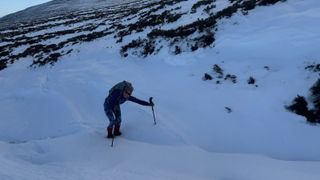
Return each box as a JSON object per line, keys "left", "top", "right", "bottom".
{"left": 104, "top": 88, "right": 150, "bottom": 110}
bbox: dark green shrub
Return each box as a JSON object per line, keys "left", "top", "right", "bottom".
{"left": 310, "top": 79, "right": 320, "bottom": 120}
{"left": 241, "top": 0, "right": 256, "bottom": 11}
{"left": 212, "top": 64, "right": 224, "bottom": 78}
{"left": 174, "top": 46, "right": 181, "bottom": 55}
{"left": 0, "top": 60, "right": 7, "bottom": 71}
{"left": 286, "top": 95, "right": 317, "bottom": 123}
{"left": 248, "top": 77, "right": 256, "bottom": 84}
{"left": 258, "top": 0, "right": 287, "bottom": 6}
{"left": 191, "top": 0, "right": 214, "bottom": 13}
{"left": 225, "top": 74, "right": 237, "bottom": 83}
{"left": 305, "top": 64, "right": 320, "bottom": 73}
{"left": 203, "top": 73, "right": 213, "bottom": 81}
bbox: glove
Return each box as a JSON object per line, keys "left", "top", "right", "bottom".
{"left": 149, "top": 97, "right": 154, "bottom": 107}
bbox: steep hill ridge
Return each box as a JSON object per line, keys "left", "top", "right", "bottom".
{"left": 0, "top": 0, "right": 140, "bottom": 27}
{"left": 0, "top": 0, "right": 286, "bottom": 71}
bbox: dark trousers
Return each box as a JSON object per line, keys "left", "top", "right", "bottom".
{"left": 104, "top": 103, "right": 122, "bottom": 129}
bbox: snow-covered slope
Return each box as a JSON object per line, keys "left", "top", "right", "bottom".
{"left": 0, "top": 0, "right": 320, "bottom": 179}
{"left": 0, "top": 0, "right": 144, "bottom": 27}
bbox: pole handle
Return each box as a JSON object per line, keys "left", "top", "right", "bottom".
{"left": 111, "top": 137, "right": 114, "bottom": 147}
{"left": 149, "top": 97, "right": 153, "bottom": 106}
{"left": 149, "top": 97, "right": 156, "bottom": 125}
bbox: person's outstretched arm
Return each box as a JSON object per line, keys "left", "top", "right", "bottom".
{"left": 128, "top": 96, "right": 152, "bottom": 106}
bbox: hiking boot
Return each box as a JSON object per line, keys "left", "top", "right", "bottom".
{"left": 106, "top": 127, "right": 114, "bottom": 138}
{"left": 114, "top": 125, "right": 122, "bottom": 136}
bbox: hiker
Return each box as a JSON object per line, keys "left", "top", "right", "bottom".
{"left": 103, "top": 81, "right": 154, "bottom": 138}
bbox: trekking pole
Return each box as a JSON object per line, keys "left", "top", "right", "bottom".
{"left": 149, "top": 97, "right": 157, "bottom": 125}
{"left": 110, "top": 126, "right": 114, "bottom": 147}
{"left": 111, "top": 136, "right": 114, "bottom": 147}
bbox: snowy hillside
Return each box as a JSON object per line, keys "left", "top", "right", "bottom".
{"left": 1, "top": 0, "right": 320, "bottom": 179}
{"left": 0, "top": 0, "right": 141, "bottom": 27}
